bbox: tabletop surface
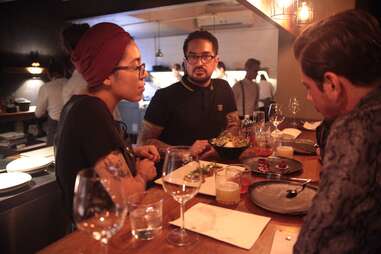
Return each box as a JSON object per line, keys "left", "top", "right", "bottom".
{"left": 38, "top": 131, "right": 320, "bottom": 254}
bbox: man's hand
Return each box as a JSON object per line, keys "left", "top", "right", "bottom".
{"left": 133, "top": 145, "right": 160, "bottom": 162}
{"left": 136, "top": 158, "right": 157, "bottom": 182}
{"left": 190, "top": 140, "right": 217, "bottom": 159}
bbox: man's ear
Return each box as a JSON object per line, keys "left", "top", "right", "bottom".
{"left": 323, "top": 72, "right": 342, "bottom": 102}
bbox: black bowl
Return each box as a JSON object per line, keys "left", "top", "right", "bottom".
{"left": 209, "top": 141, "right": 249, "bottom": 161}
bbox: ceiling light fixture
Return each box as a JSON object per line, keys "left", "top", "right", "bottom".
{"left": 155, "top": 21, "right": 164, "bottom": 58}
{"left": 25, "top": 51, "right": 44, "bottom": 75}
{"left": 297, "top": 1, "right": 313, "bottom": 25}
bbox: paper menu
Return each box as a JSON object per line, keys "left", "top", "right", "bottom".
{"left": 170, "top": 203, "right": 271, "bottom": 249}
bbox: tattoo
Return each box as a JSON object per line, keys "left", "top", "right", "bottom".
{"left": 137, "top": 120, "right": 170, "bottom": 156}
{"left": 95, "top": 150, "right": 132, "bottom": 178}
{"left": 226, "top": 111, "right": 240, "bottom": 130}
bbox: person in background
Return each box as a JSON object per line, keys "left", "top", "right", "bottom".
{"left": 171, "top": 63, "right": 183, "bottom": 82}
{"left": 214, "top": 61, "right": 228, "bottom": 80}
{"left": 55, "top": 23, "right": 159, "bottom": 218}
{"left": 257, "top": 74, "right": 274, "bottom": 115}
{"left": 293, "top": 10, "right": 381, "bottom": 253}
{"left": 35, "top": 61, "right": 67, "bottom": 145}
{"left": 138, "top": 30, "right": 240, "bottom": 158}
{"left": 232, "top": 58, "right": 260, "bottom": 118}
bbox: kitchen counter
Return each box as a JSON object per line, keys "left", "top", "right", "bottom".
{"left": 0, "top": 106, "right": 36, "bottom": 122}
{"left": 0, "top": 163, "right": 68, "bottom": 254}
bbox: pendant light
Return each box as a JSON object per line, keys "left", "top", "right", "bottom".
{"left": 155, "top": 21, "right": 164, "bottom": 58}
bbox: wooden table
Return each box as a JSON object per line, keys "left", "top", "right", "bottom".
{"left": 38, "top": 135, "right": 321, "bottom": 254}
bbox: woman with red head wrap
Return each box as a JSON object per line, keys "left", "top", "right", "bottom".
{"left": 55, "top": 23, "right": 159, "bottom": 219}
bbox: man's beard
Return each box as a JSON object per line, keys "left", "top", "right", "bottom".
{"left": 187, "top": 68, "right": 212, "bottom": 85}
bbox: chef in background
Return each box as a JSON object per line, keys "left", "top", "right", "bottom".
{"left": 35, "top": 61, "right": 67, "bottom": 145}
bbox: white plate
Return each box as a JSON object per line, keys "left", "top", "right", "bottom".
{"left": 6, "top": 156, "right": 53, "bottom": 173}
{"left": 0, "top": 172, "right": 32, "bottom": 193}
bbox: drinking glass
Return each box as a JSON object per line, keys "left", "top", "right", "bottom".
{"left": 252, "top": 126, "right": 274, "bottom": 157}
{"left": 268, "top": 103, "right": 285, "bottom": 135}
{"left": 288, "top": 97, "right": 301, "bottom": 127}
{"left": 73, "top": 168, "right": 127, "bottom": 254}
{"left": 162, "top": 146, "right": 202, "bottom": 246}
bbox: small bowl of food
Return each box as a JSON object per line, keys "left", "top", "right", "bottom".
{"left": 209, "top": 132, "right": 249, "bottom": 161}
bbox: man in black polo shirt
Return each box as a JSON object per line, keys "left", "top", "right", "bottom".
{"left": 139, "top": 30, "right": 240, "bottom": 157}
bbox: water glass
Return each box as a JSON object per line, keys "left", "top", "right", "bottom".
{"left": 127, "top": 191, "right": 163, "bottom": 240}
{"left": 215, "top": 167, "right": 242, "bottom": 205}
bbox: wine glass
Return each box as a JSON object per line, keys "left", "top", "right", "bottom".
{"left": 162, "top": 146, "right": 202, "bottom": 246}
{"left": 288, "top": 97, "right": 301, "bottom": 127}
{"left": 253, "top": 110, "right": 266, "bottom": 130}
{"left": 73, "top": 168, "right": 127, "bottom": 253}
{"left": 268, "top": 103, "right": 285, "bottom": 135}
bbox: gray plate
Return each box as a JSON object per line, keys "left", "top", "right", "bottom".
{"left": 249, "top": 180, "right": 317, "bottom": 214}
{"left": 243, "top": 156, "right": 303, "bottom": 175}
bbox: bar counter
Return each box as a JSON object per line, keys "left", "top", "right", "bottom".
{"left": 38, "top": 130, "right": 320, "bottom": 254}
{"left": 0, "top": 166, "right": 68, "bottom": 254}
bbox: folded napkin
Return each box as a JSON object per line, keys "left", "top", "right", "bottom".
{"left": 272, "top": 128, "right": 301, "bottom": 139}
{"left": 270, "top": 230, "right": 298, "bottom": 254}
{"left": 170, "top": 203, "right": 271, "bottom": 249}
{"left": 155, "top": 161, "right": 245, "bottom": 196}
{"left": 303, "top": 121, "right": 322, "bottom": 131}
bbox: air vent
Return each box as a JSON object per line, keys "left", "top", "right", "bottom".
{"left": 196, "top": 11, "right": 254, "bottom": 30}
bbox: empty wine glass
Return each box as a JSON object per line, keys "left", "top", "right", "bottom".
{"left": 268, "top": 103, "right": 285, "bottom": 135}
{"left": 288, "top": 97, "right": 301, "bottom": 127}
{"left": 73, "top": 168, "right": 127, "bottom": 254}
{"left": 162, "top": 146, "right": 202, "bottom": 246}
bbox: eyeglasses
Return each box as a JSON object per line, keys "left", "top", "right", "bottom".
{"left": 185, "top": 54, "right": 215, "bottom": 65}
{"left": 113, "top": 63, "right": 146, "bottom": 79}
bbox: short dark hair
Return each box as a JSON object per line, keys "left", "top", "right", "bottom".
{"left": 217, "top": 61, "right": 226, "bottom": 71}
{"left": 294, "top": 10, "right": 381, "bottom": 89}
{"left": 183, "top": 30, "right": 219, "bottom": 56}
{"left": 245, "top": 58, "right": 260, "bottom": 70}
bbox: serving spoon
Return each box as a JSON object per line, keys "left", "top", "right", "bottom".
{"left": 286, "top": 179, "right": 312, "bottom": 198}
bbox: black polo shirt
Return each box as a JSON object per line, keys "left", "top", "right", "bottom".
{"left": 144, "top": 76, "right": 237, "bottom": 146}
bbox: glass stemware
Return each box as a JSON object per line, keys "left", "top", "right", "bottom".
{"left": 73, "top": 168, "right": 127, "bottom": 254}
{"left": 162, "top": 146, "right": 202, "bottom": 246}
{"left": 288, "top": 97, "right": 301, "bottom": 127}
{"left": 268, "top": 103, "right": 285, "bottom": 135}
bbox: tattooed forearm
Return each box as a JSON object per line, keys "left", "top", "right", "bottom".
{"left": 138, "top": 120, "right": 170, "bottom": 155}
{"left": 95, "top": 150, "right": 132, "bottom": 178}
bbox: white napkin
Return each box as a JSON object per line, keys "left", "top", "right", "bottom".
{"left": 155, "top": 161, "right": 245, "bottom": 196}
{"left": 170, "top": 203, "right": 271, "bottom": 249}
{"left": 303, "top": 121, "right": 322, "bottom": 131}
{"left": 270, "top": 230, "right": 298, "bottom": 254}
{"left": 272, "top": 128, "right": 301, "bottom": 139}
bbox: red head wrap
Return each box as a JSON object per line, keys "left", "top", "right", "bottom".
{"left": 71, "top": 22, "right": 132, "bottom": 88}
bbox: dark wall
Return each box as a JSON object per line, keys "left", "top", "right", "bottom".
{"left": 0, "top": 0, "right": 205, "bottom": 99}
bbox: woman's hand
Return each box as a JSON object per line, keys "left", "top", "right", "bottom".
{"left": 133, "top": 145, "right": 160, "bottom": 162}
{"left": 136, "top": 158, "right": 157, "bottom": 182}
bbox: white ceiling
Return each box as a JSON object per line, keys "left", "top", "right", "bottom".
{"left": 73, "top": 0, "right": 275, "bottom": 39}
